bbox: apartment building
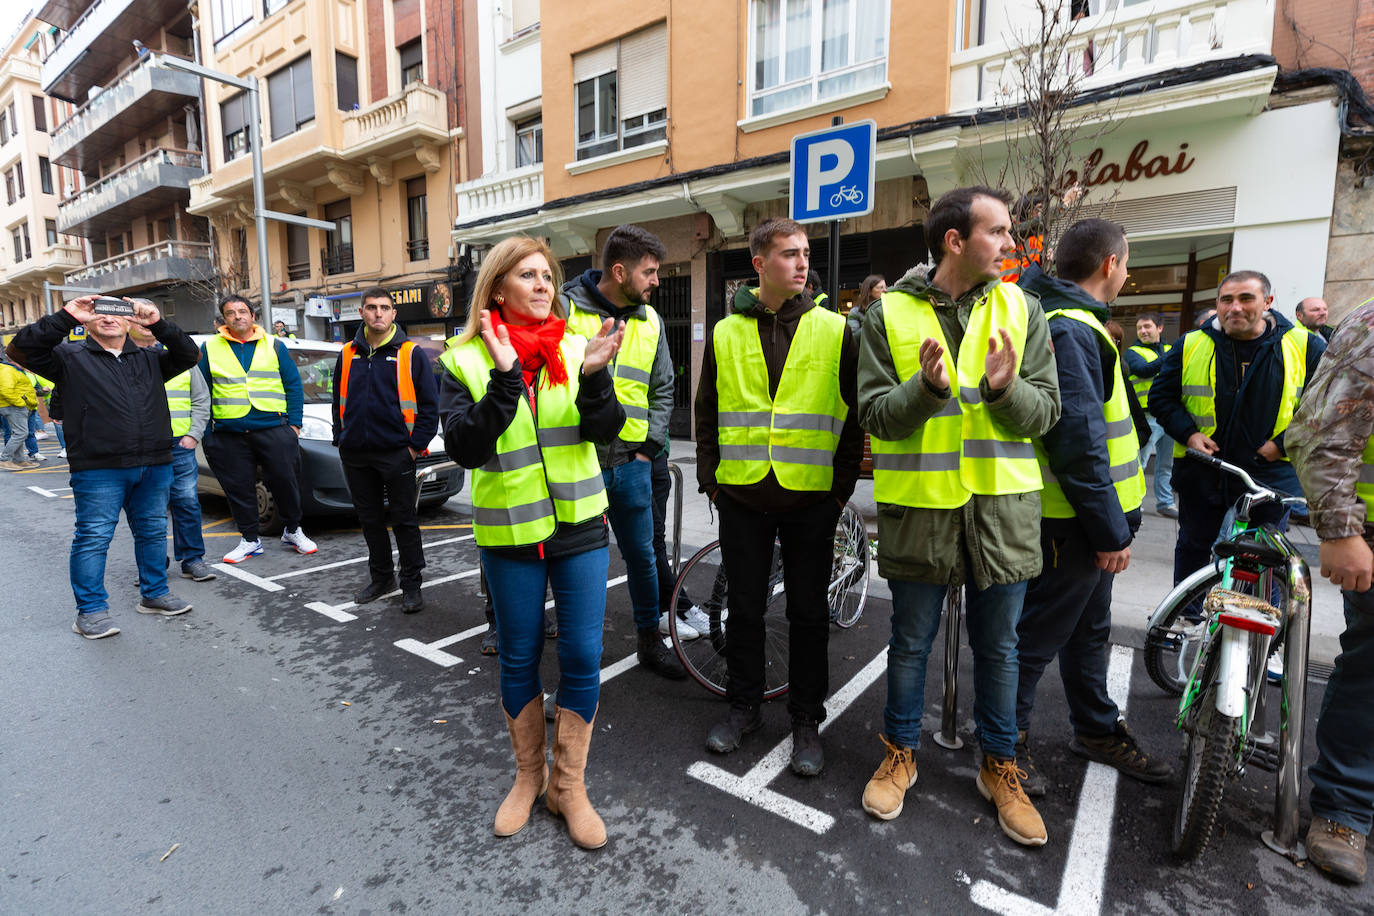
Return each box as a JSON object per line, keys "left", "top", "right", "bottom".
{"left": 0, "top": 15, "right": 83, "bottom": 332}
{"left": 187, "top": 0, "right": 469, "bottom": 343}
{"left": 35, "top": 0, "right": 216, "bottom": 331}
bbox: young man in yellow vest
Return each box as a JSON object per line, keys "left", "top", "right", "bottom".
{"left": 857, "top": 186, "right": 1061, "bottom": 845}
{"left": 695, "top": 217, "right": 862, "bottom": 775}
{"left": 1124, "top": 312, "right": 1176, "bottom": 518}
{"left": 330, "top": 287, "right": 438, "bottom": 614}
{"left": 1288, "top": 297, "right": 1374, "bottom": 885}
{"left": 1149, "top": 272, "right": 1325, "bottom": 587}
{"left": 1013, "top": 220, "right": 1171, "bottom": 800}
{"left": 562, "top": 225, "right": 686, "bottom": 678}
{"left": 199, "top": 295, "right": 315, "bottom": 563}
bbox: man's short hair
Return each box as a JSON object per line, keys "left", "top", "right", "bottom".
{"left": 219, "top": 294, "right": 253, "bottom": 316}
{"left": 806, "top": 270, "right": 821, "bottom": 292}
{"left": 601, "top": 225, "right": 667, "bottom": 272}
{"left": 1136, "top": 312, "right": 1163, "bottom": 327}
{"left": 1219, "top": 270, "right": 1272, "bottom": 298}
{"left": 749, "top": 217, "right": 807, "bottom": 258}
{"left": 926, "top": 186, "right": 1015, "bottom": 264}
{"left": 1054, "top": 218, "right": 1127, "bottom": 283}
{"left": 1295, "top": 297, "right": 1324, "bottom": 316}
{"left": 360, "top": 286, "right": 393, "bottom": 305}
{"left": 1194, "top": 308, "right": 1216, "bottom": 328}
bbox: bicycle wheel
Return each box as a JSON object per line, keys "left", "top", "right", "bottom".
{"left": 1171, "top": 651, "right": 1240, "bottom": 859}
{"left": 829, "top": 502, "right": 870, "bottom": 628}
{"left": 668, "top": 540, "right": 790, "bottom": 700}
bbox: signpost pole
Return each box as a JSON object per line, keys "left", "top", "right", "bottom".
{"left": 827, "top": 116, "right": 842, "bottom": 311}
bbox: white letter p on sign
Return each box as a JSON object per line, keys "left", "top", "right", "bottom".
{"left": 806, "top": 139, "right": 854, "bottom": 212}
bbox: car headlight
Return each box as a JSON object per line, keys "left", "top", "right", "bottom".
{"left": 298, "top": 416, "right": 333, "bottom": 441}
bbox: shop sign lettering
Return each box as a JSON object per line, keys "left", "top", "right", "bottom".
{"left": 1060, "top": 141, "right": 1195, "bottom": 189}
{"left": 392, "top": 286, "right": 426, "bottom": 306}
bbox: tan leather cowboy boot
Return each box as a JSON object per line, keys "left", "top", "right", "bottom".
{"left": 493, "top": 695, "right": 549, "bottom": 836}
{"left": 544, "top": 706, "right": 607, "bottom": 849}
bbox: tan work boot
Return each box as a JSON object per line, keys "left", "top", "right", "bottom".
{"left": 545, "top": 706, "right": 607, "bottom": 849}
{"left": 493, "top": 696, "right": 549, "bottom": 837}
{"left": 1306, "top": 816, "right": 1367, "bottom": 884}
{"left": 977, "top": 755, "right": 1047, "bottom": 846}
{"left": 861, "top": 734, "right": 917, "bottom": 820}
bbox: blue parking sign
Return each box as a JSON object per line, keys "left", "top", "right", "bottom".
{"left": 789, "top": 120, "right": 877, "bottom": 225}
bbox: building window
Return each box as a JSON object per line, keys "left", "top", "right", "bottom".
{"left": 211, "top": 0, "right": 254, "bottom": 46}
{"left": 267, "top": 55, "right": 315, "bottom": 141}
{"left": 405, "top": 176, "right": 428, "bottom": 261}
{"left": 0, "top": 109, "right": 8, "bottom": 144}
{"left": 286, "top": 213, "right": 310, "bottom": 280}
{"left": 399, "top": 40, "right": 423, "bottom": 88}
{"left": 323, "top": 199, "right": 353, "bottom": 274}
{"left": 45, "top": 219, "right": 57, "bottom": 247}
{"left": 32, "top": 95, "right": 46, "bottom": 132}
{"left": 4, "top": 169, "right": 13, "bottom": 205}
{"left": 232, "top": 227, "right": 248, "bottom": 282}
{"left": 573, "top": 24, "right": 667, "bottom": 161}
{"left": 11, "top": 228, "right": 21, "bottom": 262}
{"left": 510, "top": 0, "right": 539, "bottom": 34}
{"left": 15, "top": 161, "right": 23, "bottom": 198}
{"left": 749, "top": 0, "right": 888, "bottom": 117}
{"left": 515, "top": 115, "right": 542, "bottom": 167}
{"left": 39, "top": 156, "right": 53, "bottom": 194}
{"left": 336, "top": 53, "right": 359, "bottom": 111}
{"left": 264, "top": 0, "right": 289, "bottom": 14}
{"left": 222, "top": 93, "right": 249, "bottom": 162}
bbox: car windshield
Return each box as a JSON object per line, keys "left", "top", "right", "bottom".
{"left": 293, "top": 350, "right": 337, "bottom": 404}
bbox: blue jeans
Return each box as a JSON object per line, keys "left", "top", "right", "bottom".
{"left": 602, "top": 458, "right": 659, "bottom": 632}
{"left": 884, "top": 577, "right": 1027, "bottom": 757}
{"left": 482, "top": 546, "right": 609, "bottom": 721}
{"left": 1308, "top": 587, "right": 1374, "bottom": 834}
{"left": 170, "top": 442, "right": 205, "bottom": 566}
{"left": 1139, "top": 417, "right": 1174, "bottom": 509}
{"left": 25, "top": 411, "right": 40, "bottom": 457}
{"left": 69, "top": 464, "right": 173, "bottom": 614}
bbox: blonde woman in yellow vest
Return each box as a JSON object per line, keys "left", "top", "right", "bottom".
{"left": 694, "top": 217, "right": 862, "bottom": 779}
{"left": 856, "top": 187, "right": 1061, "bottom": 846}
{"left": 1013, "top": 221, "right": 1173, "bottom": 810}
{"left": 1287, "top": 297, "right": 1374, "bottom": 884}
{"left": 437, "top": 235, "right": 625, "bottom": 850}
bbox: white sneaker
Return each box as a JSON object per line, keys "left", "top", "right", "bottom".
{"left": 681, "top": 604, "right": 720, "bottom": 636}
{"left": 223, "top": 538, "right": 264, "bottom": 564}
{"left": 28, "top": 453, "right": 46, "bottom": 461}
{"left": 281, "top": 527, "right": 318, "bottom": 555}
{"left": 34, "top": 431, "right": 49, "bottom": 440}
{"left": 1266, "top": 650, "right": 1284, "bottom": 683}
{"left": 57, "top": 448, "right": 67, "bottom": 458}
{"left": 660, "top": 612, "right": 699, "bottom": 641}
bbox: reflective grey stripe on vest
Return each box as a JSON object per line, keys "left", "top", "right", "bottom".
{"left": 1104, "top": 417, "right": 1134, "bottom": 439}
{"left": 247, "top": 370, "right": 282, "bottom": 381}
{"left": 960, "top": 386, "right": 982, "bottom": 405}
{"left": 169, "top": 410, "right": 192, "bottom": 418}
{"left": 622, "top": 404, "right": 650, "bottom": 421}
{"left": 964, "top": 439, "right": 1036, "bottom": 461}
{"left": 215, "top": 397, "right": 251, "bottom": 407}
{"left": 538, "top": 425, "right": 583, "bottom": 448}
{"left": 773, "top": 412, "right": 845, "bottom": 435}
{"left": 472, "top": 497, "right": 554, "bottom": 528}
{"left": 1360, "top": 464, "right": 1374, "bottom": 484}
{"left": 770, "top": 445, "right": 836, "bottom": 467}
{"left": 1111, "top": 457, "right": 1141, "bottom": 482}
{"left": 720, "top": 443, "right": 770, "bottom": 462}
{"left": 482, "top": 443, "right": 542, "bottom": 474}
{"left": 1188, "top": 412, "right": 1216, "bottom": 429}
{"left": 1181, "top": 385, "right": 1212, "bottom": 397}
{"left": 216, "top": 375, "right": 247, "bottom": 386}
{"left": 871, "top": 451, "right": 961, "bottom": 473}
{"left": 547, "top": 476, "right": 605, "bottom": 502}
{"left": 719, "top": 410, "right": 771, "bottom": 427}
{"left": 934, "top": 399, "right": 961, "bottom": 418}
{"left": 613, "top": 364, "right": 652, "bottom": 384}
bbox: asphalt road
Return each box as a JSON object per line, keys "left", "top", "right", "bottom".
{"left": 2, "top": 444, "right": 1371, "bottom": 915}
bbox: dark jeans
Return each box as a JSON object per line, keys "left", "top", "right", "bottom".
{"left": 340, "top": 445, "right": 424, "bottom": 589}
{"left": 201, "top": 424, "right": 302, "bottom": 540}
{"left": 1171, "top": 460, "right": 1289, "bottom": 585}
{"left": 602, "top": 457, "right": 658, "bottom": 631}
{"left": 716, "top": 491, "right": 840, "bottom": 723}
{"left": 1309, "top": 586, "right": 1374, "bottom": 835}
{"left": 1016, "top": 524, "right": 1120, "bottom": 738}
{"left": 169, "top": 441, "right": 206, "bottom": 566}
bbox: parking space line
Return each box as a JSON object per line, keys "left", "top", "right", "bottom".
{"left": 268, "top": 535, "right": 475, "bottom": 581}
{"left": 686, "top": 647, "right": 890, "bottom": 835}
{"left": 213, "top": 563, "right": 286, "bottom": 592}
{"left": 969, "top": 645, "right": 1135, "bottom": 916}
{"left": 306, "top": 567, "right": 484, "bottom": 623}
{"left": 26, "top": 485, "right": 58, "bottom": 498}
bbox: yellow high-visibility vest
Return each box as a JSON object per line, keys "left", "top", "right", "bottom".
{"left": 165, "top": 370, "right": 194, "bottom": 437}
{"left": 205, "top": 335, "right": 287, "bottom": 418}
{"left": 566, "top": 303, "right": 662, "bottom": 444}
{"left": 1126, "top": 342, "right": 1171, "bottom": 408}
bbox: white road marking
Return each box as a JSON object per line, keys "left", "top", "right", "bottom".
{"left": 268, "top": 535, "right": 476, "bottom": 581}
{"left": 969, "top": 644, "right": 1135, "bottom": 916}
{"left": 213, "top": 563, "right": 285, "bottom": 592}
{"left": 687, "top": 647, "right": 890, "bottom": 835}
{"left": 306, "top": 567, "right": 483, "bottom": 622}
{"left": 26, "top": 485, "right": 57, "bottom": 498}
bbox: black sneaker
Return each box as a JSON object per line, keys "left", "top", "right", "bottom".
{"left": 636, "top": 628, "right": 686, "bottom": 680}
{"left": 354, "top": 578, "right": 397, "bottom": 605}
{"left": 1070, "top": 720, "right": 1173, "bottom": 784}
{"left": 1015, "top": 730, "right": 1047, "bottom": 797}
{"left": 706, "top": 704, "right": 763, "bottom": 754}
{"left": 790, "top": 720, "right": 824, "bottom": 777}
{"left": 544, "top": 608, "right": 558, "bottom": 639}
{"left": 401, "top": 588, "right": 424, "bottom": 614}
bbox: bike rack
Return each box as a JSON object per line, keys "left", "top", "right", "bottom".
{"left": 933, "top": 586, "right": 965, "bottom": 750}
{"left": 1260, "top": 552, "right": 1313, "bottom": 861}
{"left": 668, "top": 461, "right": 684, "bottom": 577}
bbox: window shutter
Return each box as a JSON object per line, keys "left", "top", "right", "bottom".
{"left": 222, "top": 94, "right": 246, "bottom": 135}
{"left": 394, "top": 0, "right": 421, "bottom": 45}
{"left": 267, "top": 68, "right": 292, "bottom": 138}
{"left": 293, "top": 56, "right": 315, "bottom": 126}
{"left": 573, "top": 41, "right": 618, "bottom": 83}
{"left": 511, "top": 0, "right": 539, "bottom": 31}
{"left": 618, "top": 23, "right": 667, "bottom": 120}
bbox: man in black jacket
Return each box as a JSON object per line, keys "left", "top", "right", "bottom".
{"left": 331, "top": 287, "right": 439, "bottom": 613}
{"left": 1014, "top": 222, "right": 1171, "bottom": 796}
{"left": 9, "top": 296, "right": 201, "bottom": 638}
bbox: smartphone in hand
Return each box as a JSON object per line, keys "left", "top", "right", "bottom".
{"left": 92, "top": 297, "right": 135, "bottom": 317}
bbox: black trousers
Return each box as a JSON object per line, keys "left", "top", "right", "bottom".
{"left": 341, "top": 446, "right": 424, "bottom": 589}
{"left": 202, "top": 424, "right": 302, "bottom": 540}
{"left": 651, "top": 451, "right": 679, "bottom": 613}
{"left": 1016, "top": 524, "right": 1120, "bottom": 738}
{"left": 716, "top": 491, "right": 840, "bottom": 723}
{"left": 1172, "top": 461, "right": 1289, "bottom": 585}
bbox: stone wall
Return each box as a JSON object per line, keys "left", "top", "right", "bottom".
{"left": 1323, "top": 156, "right": 1374, "bottom": 321}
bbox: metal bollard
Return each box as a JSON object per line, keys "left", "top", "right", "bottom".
{"left": 933, "top": 586, "right": 965, "bottom": 750}
{"left": 1261, "top": 552, "right": 1313, "bottom": 860}
{"left": 668, "top": 461, "right": 684, "bottom": 577}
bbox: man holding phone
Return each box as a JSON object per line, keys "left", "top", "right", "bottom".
{"left": 7, "top": 295, "right": 200, "bottom": 638}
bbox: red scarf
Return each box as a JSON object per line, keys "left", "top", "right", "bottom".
{"left": 489, "top": 307, "right": 569, "bottom": 389}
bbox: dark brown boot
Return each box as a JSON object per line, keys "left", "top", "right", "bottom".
{"left": 493, "top": 696, "right": 548, "bottom": 837}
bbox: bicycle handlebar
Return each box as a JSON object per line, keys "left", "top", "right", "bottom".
{"left": 1184, "top": 448, "right": 1306, "bottom": 508}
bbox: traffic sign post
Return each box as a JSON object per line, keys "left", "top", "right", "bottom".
{"left": 790, "top": 118, "right": 877, "bottom": 310}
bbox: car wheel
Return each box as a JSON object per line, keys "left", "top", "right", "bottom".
{"left": 257, "top": 477, "right": 284, "bottom": 536}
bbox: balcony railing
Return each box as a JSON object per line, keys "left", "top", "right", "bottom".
{"left": 340, "top": 81, "right": 447, "bottom": 154}
{"left": 405, "top": 238, "right": 429, "bottom": 261}
{"left": 321, "top": 244, "right": 354, "bottom": 276}
{"left": 57, "top": 146, "right": 204, "bottom": 234}
{"left": 64, "top": 239, "right": 211, "bottom": 285}
{"left": 50, "top": 52, "right": 201, "bottom": 166}
{"left": 455, "top": 164, "right": 544, "bottom": 225}
{"left": 286, "top": 258, "right": 310, "bottom": 281}
{"left": 950, "top": 0, "right": 1273, "bottom": 111}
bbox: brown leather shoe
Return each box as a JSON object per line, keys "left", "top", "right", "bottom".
{"left": 861, "top": 734, "right": 917, "bottom": 820}
{"left": 977, "top": 755, "right": 1047, "bottom": 846}
{"left": 493, "top": 696, "right": 548, "bottom": 837}
{"left": 545, "top": 706, "right": 607, "bottom": 849}
{"left": 1307, "top": 816, "right": 1367, "bottom": 884}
